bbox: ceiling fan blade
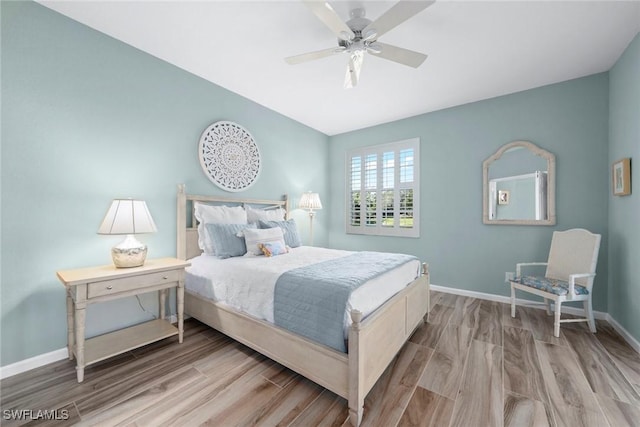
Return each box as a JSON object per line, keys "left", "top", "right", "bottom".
{"left": 285, "top": 46, "right": 344, "bottom": 65}
{"left": 369, "top": 42, "right": 428, "bottom": 68}
{"left": 364, "top": 1, "right": 435, "bottom": 39}
{"left": 344, "top": 51, "right": 364, "bottom": 89}
{"left": 303, "top": 1, "right": 355, "bottom": 40}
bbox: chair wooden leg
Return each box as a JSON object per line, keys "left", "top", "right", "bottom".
{"left": 510, "top": 284, "right": 516, "bottom": 318}
{"left": 554, "top": 300, "right": 562, "bottom": 338}
{"left": 584, "top": 298, "right": 596, "bottom": 333}
{"left": 545, "top": 299, "right": 552, "bottom": 316}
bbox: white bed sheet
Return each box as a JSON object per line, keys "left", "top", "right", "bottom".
{"left": 185, "top": 246, "right": 421, "bottom": 336}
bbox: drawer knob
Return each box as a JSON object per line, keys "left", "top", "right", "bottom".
{"left": 163, "top": 276, "right": 168, "bottom": 280}
{"left": 106, "top": 286, "right": 113, "bottom": 290}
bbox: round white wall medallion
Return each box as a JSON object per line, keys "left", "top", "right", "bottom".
{"left": 198, "top": 121, "right": 261, "bottom": 192}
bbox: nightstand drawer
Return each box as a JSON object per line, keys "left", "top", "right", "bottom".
{"left": 88, "top": 269, "right": 182, "bottom": 298}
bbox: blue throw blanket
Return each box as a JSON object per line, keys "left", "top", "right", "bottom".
{"left": 274, "top": 251, "right": 419, "bottom": 353}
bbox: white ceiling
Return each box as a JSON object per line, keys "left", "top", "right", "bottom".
{"left": 39, "top": 1, "right": 640, "bottom": 136}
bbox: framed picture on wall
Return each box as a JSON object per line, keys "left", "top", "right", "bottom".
{"left": 612, "top": 158, "right": 631, "bottom": 196}
{"left": 498, "top": 190, "right": 510, "bottom": 205}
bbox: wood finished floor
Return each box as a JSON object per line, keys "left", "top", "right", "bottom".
{"left": 2, "top": 290, "right": 640, "bottom": 427}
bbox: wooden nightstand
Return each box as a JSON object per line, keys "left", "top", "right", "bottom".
{"left": 56, "top": 257, "right": 191, "bottom": 382}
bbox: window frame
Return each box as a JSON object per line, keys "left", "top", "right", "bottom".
{"left": 345, "top": 138, "right": 420, "bottom": 238}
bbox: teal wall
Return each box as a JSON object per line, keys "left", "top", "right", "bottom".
{"left": 328, "top": 74, "right": 610, "bottom": 311}
{"left": 1, "top": 2, "right": 329, "bottom": 366}
{"left": 608, "top": 33, "right": 640, "bottom": 342}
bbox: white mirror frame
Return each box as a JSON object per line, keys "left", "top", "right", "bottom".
{"left": 483, "top": 140, "right": 556, "bottom": 225}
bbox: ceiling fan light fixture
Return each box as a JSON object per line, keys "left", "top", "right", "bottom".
{"left": 350, "top": 40, "right": 366, "bottom": 52}
{"left": 344, "top": 51, "right": 364, "bottom": 89}
{"left": 338, "top": 30, "right": 353, "bottom": 41}
{"left": 362, "top": 28, "right": 377, "bottom": 41}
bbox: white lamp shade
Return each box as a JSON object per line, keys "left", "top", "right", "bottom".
{"left": 299, "top": 192, "right": 323, "bottom": 211}
{"left": 98, "top": 199, "right": 157, "bottom": 235}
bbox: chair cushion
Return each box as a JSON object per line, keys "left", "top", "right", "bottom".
{"left": 513, "top": 276, "right": 589, "bottom": 296}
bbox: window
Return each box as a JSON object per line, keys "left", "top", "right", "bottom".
{"left": 346, "top": 138, "right": 420, "bottom": 237}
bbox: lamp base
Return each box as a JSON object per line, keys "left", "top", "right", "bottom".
{"left": 111, "top": 235, "right": 147, "bottom": 268}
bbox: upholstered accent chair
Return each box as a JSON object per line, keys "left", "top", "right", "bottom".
{"left": 509, "top": 228, "right": 601, "bottom": 337}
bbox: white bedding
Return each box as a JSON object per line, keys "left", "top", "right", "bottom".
{"left": 185, "top": 246, "right": 421, "bottom": 335}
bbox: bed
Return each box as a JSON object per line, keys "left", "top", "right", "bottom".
{"left": 176, "top": 184, "right": 430, "bottom": 426}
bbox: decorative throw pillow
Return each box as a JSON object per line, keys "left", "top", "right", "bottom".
{"left": 242, "top": 227, "right": 286, "bottom": 256}
{"left": 259, "top": 219, "right": 302, "bottom": 248}
{"left": 245, "top": 205, "right": 286, "bottom": 223}
{"left": 258, "top": 241, "right": 289, "bottom": 257}
{"left": 194, "top": 203, "right": 247, "bottom": 255}
{"left": 205, "top": 223, "right": 256, "bottom": 259}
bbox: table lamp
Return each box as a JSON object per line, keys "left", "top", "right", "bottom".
{"left": 299, "top": 191, "right": 322, "bottom": 246}
{"left": 98, "top": 199, "right": 157, "bottom": 268}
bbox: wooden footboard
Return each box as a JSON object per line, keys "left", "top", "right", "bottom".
{"left": 348, "top": 265, "right": 429, "bottom": 425}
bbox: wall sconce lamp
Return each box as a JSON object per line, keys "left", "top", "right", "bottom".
{"left": 98, "top": 199, "right": 157, "bottom": 268}
{"left": 298, "top": 191, "right": 322, "bottom": 246}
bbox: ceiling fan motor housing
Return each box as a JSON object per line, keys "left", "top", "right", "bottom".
{"left": 339, "top": 8, "right": 377, "bottom": 53}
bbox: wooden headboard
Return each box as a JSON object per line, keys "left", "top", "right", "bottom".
{"left": 176, "top": 184, "right": 289, "bottom": 260}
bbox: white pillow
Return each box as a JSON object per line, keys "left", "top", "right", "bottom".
{"left": 242, "top": 227, "right": 286, "bottom": 256}
{"left": 194, "top": 203, "right": 247, "bottom": 254}
{"left": 245, "top": 205, "right": 285, "bottom": 223}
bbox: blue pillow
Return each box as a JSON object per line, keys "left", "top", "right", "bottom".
{"left": 259, "top": 219, "right": 302, "bottom": 248}
{"left": 205, "top": 223, "right": 257, "bottom": 259}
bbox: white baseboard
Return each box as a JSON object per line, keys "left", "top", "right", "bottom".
{"left": 0, "top": 314, "right": 180, "bottom": 380}
{"left": 605, "top": 313, "right": 640, "bottom": 354}
{"left": 0, "top": 347, "right": 69, "bottom": 380}
{"left": 430, "top": 283, "right": 610, "bottom": 319}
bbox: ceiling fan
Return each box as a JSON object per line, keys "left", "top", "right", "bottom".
{"left": 285, "top": 1, "right": 435, "bottom": 88}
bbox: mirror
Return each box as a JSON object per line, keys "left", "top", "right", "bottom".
{"left": 483, "top": 140, "right": 556, "bottom": 225}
